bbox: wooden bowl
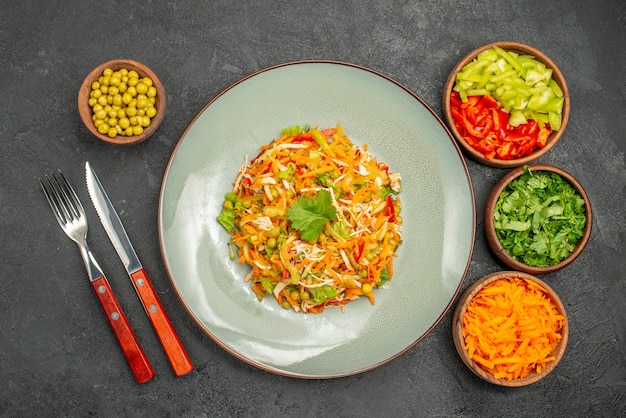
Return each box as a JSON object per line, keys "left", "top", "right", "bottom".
{"left": 485, "top": 164, "right": 592, "bottom": 274}
{"left": 78, "top": 59, "right": 166, "bottom": 145}
{"left": 442, "top": 41, "right": 570, "bottom": 168}
{"left": 452, "top": 271, "right": 568, "bottom": 387}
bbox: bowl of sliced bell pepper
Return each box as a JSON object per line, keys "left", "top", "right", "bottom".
{"left": 442, "top": 41, "right": 570, "bottom": 168}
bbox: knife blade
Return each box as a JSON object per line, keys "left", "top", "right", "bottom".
{"left": 85, "top": 161, "right": 194, "bottom": 377}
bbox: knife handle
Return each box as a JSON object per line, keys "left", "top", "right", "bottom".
{"left": 130, "top": 268, "right": 194, "bottom": 377}
{"left": 91, "top": 276, "right": 155, "bottom": 384}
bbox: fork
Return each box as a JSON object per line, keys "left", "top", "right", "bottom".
{"left": 40, "top": 170, "right": 155, "bottom": 384}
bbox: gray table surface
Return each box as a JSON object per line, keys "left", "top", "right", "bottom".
{"left": 1, "top": 0, "right": 625, "bottom": 416}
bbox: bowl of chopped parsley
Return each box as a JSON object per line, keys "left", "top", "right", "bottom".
{"left": 484, "top": 164, "right": 592, "bottom": 274}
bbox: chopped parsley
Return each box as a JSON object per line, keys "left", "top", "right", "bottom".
{"left": 493, "top": 166, "right": 587, "bottom": 267}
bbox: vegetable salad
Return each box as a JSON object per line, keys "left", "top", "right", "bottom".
{"left": 217, "top": 124, "right": 403, "bottom": 313}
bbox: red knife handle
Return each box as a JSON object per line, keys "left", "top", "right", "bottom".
{"left": 130, "top": 268, "right": 194, "bottom": 377}
{"left": 91, "top": 276, "right": 155, "bottom": 384}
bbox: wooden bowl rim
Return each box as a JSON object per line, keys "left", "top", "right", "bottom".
{"left": 442, "top": 41, "right": 570, "bottom": 168}
{"left": 78, "top": 59, "right": 166, "bottom": 145}
{"left": 484, "top": 164, "right": 593, "bottom": 274}
{"left": 452, "top": 270, "right": 569, "bottom": 387}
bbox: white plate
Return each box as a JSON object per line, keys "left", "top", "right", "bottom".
{"left": 158, "top": 61, "right": 475, "bottom": 378}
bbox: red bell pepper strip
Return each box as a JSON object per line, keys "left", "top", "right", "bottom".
{"left": 450, "top": 91, "right": 553, "bottom": 160}
{"left": 537, "top": 128, "right": 550, "bottom": 148}
{"left": 262, "top": 162, "right": 273, "bottom": 174}
{"left": 291, "top": 132, "right": 314, "bottom": 143}
{"left": 353, "top": 241, "right": 365, "bottom": 263}
{"left": 385, "top": 195, "right": 396, "bottom": 222}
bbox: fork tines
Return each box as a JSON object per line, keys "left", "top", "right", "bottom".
{"left": 40, "top": 170, "right": 84, "bottom": 225}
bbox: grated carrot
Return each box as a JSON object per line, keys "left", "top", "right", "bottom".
{"left": 461, "top": 277, "right": 565, "bottom": 380}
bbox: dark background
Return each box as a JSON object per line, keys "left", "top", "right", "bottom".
{"left": 1, "top": 0, "right": 624, "bottom": 416}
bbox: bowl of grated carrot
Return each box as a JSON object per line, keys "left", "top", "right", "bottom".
{"left": 452, "top": 271, "right": 568, "bottom": 386}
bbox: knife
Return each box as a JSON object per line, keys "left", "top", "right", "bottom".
{"left": 85, "top": 161, "right": 194, "bottom": 377}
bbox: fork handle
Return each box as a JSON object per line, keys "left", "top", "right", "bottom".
{"left": 130, "top": 268, "right": 194, "bottom": 377}
{"left": 91, "top": 276, "right": 155, "bottom": 384}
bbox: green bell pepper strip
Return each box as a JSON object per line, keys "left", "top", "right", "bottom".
{"left": 493, "top": 46, "right": 524, "bottom": 73}
{"left": 311, "top": 129, "right": 336, "bottom": 157}
{"left": 279, "top": 235, "right": 300, "bottom": 284}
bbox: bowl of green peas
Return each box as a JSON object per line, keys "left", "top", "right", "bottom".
{"left": 78, "top": 59, "right": 166, "bottom": 145}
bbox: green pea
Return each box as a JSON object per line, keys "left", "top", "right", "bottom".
{"left": 361, "top": 283, "right": 373, "bottom": 294}
{"left": 112, "top": 94, "right": 123, "bottom": 106}
{"left": 223, "top": 200, "right": 234, "bottom": 210}
{"left": 97, "top": 123, "right": 110, "bottom": 134}
{"left": 94, "top": 109, "right": 107, "bottom": 120}
{"left": 136, "top": 82, "right": 148, "bottom": 95}
{"left": 122, "top": 92, "right": 133, "bottom": 105}
{"left": 265, "top": 226, "right": 281, "bottom": 237}
{"left": 136, "top": 96, "right": 148, "bottom": 110}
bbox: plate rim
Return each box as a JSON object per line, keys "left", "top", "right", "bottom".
{"left": 157, "top": 59, "right": 476, "bottom": 378}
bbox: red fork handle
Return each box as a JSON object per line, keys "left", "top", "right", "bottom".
{"left": 91, "top": 276, "right": 155, "bottom": 384}
{"left": 130, "top": 268, "right": 194, "bottom": 377}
